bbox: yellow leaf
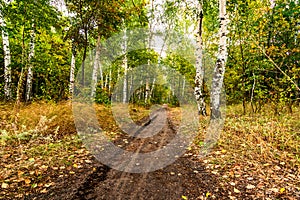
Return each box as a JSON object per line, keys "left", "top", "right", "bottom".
{"left": 234, "top": 188, "right": 240, "bottom": 193}
{"left": 1, "top": 182, "right": 9, "bottom": 189}
{"left": 28, "top": 158, "right": 35, "bottom": 162}
{"left": 40, "top": 188, "right": 47, "bottom": 193}
{"left": 24, "top": 179, "right": 31, "bottom": 184}
{"left": 41, "top": 165, "right": 48, "bottom": 169}
{"left": 181, "top": 195, "right": 188, "bottom": 200}
{"left": 206, "top": 192, "right": 211, "bottom": 197}
{"left": 18, "top": 171, "right": 25, "bottom": 177}
{"left": 280, "top": 188, "right": 285, "bottom": 194}
{"left": 73, "top": 164, "right": 78, "bottom": 168}
{"left": 246, "top": 184, "right": 256, "bottom": 190}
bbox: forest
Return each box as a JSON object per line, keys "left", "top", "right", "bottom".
{"left": 0, "top": 0, "right": 299, "bottom": 199}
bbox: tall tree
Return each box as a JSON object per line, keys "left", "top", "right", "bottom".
{"left": 194, "top": 0, "right": 207, "bottom": 116}
{"left": 210, "top": 0, "right": 227, "bottom": 120}
{"left": 0, "top": 1, "right": 11, "bottom": 100}
{"left": 25, "top": 22, "right": 35, "bottom": 102}
{"left": 69, "top": 42, "right": 76, "bottom": 96}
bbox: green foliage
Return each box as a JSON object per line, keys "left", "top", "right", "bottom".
{"left": 225, "top": 0, "right": 300, "bottom": 113}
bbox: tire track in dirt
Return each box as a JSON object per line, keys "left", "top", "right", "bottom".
{"left": 26, "top": 107, "right": 226, "bottom": 200}
{"left": 112, "top": 107, "right": 174, "bottom": 200}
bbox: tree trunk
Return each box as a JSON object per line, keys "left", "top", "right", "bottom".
{"left": 16, "top": 23, "right": 26, "bottom": 105}
{"left": 194, "top": 0, "right": 207, "bottom": 116}
{"left": 108, "top": 68, "right": 112, "bottom": 94}
{"left": 69, "top": 44, "right": 76, "bottom": 97}
{"left": 91, "top": 35, "right": 101, "bottom": 96}
{"left": 122, "top": 27, "right": 128, "bottom": 104}
{"left": 81, "top": 29, "right": 88, "bottom": 86}
{"left": 210, "top": 0, "right": 227, "bottom": 120}
{"left": 0, "top": 10, "right": 12, "bottom": 100}
{"left": 26, "top": 23, "right": 35, "bottom": 102}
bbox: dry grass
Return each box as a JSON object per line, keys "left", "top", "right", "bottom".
{"left": 0, "top": 101, "right": 299, "bottom": 198}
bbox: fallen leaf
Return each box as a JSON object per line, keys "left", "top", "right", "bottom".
{"left": 85, "top": 160, "right": 92, "bottom": 164}
{"left": 269, "top": 188, "right": 278, "bottom": 193}
{"left": 40, "top": 188, "right": 47, "bottom": 193}
{"left": 181, "top": 195, "right": 188, "bottom": 200}
{"left": 1, "top": 182, "right": 9, "bottom": 189}
{"left": 24, "top": 179, "right": 31, "bottom": 184}
{"left": 234, "top": 188, "right": 240, "bottom": 193}
{"left": 279, "top": 188, "right": 285, "bottom": 194}
{"left": 41, "top": 165, "right": 48, "bottom": 170}
{"left": 246, "top": 184, "right": 256, "bottom": 190}
{"left": 44, "top": 183, "right": 53, "bottom": 188}
{"left": 206, "top": 192, "right": 211, "bottom": 197}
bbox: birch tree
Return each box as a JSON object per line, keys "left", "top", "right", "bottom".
{"left": 91, "top": 35, "right": 102, "bottom": 97}
{"left": 194, "top": 0, "right": 207, "bottom": 116}
{"left": 122, "top": 26, "right": 128, "bottom": 104}
{"left": 69, "top": 43, "right": 76, "bottom": 97}
{"left": 25, "top": 22, "right": 35, "bottom": 102}
{"left": 0, "top": 4, "right": 11, "bottom": 100}
{"left": 210, "top": 0, "right": 227, "bottom": 120}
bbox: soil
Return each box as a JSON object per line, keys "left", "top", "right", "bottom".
{"left": 23, "top": 107, "right": 226, "bottom": 200}
{"left": 19, "top": 107, "right": 299, "bottom": 200}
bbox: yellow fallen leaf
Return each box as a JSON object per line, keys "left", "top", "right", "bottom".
{"left": 1, "top": 182, "right": 9, "bottom": 189}
{"left": 279, "top": 188, "right": 285, "bottom": 194}
{"left": 41, "top": 165, "right": 48, "bottom": 169}
{"left": 40, "top": 188, "right": 47, "bottom": 193}
{"left": 206, "top": 192, "right": 211, "bottom": 197}
{"left": 44, "top": 183, "right": 53, "bottom": 188}
{"left": 24, "top": 179, "right": 31, "bottom": 184}
{"left": 73, "top": 164, "right": 78, "bottom": 168}
{"left": 246, "top": 184, "right": 256, "bottom": 190}
{"left": 18, "top": 171, "right": 25, "bottom": 177}
{"left": 181, "top": 195, "right": 188, "bottom": 200}
{"left": 234, "top": 188, "right": 240, "bottom": 193}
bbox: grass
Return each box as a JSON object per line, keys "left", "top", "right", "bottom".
{"left": 0, "top": 101, "right": 299, "bottom": 198}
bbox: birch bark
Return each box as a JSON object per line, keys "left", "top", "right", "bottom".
{"left": 122, "top": 26, "right": 128, "bottom": 104}
{"left": 0, "top": 9, "right": 11, "bottom": 100}
{"left": 194, "top": 0, "right": 207, "bottom": 116}
{"left": 210, "top": 0, "right": 227, "bottom": 120}
{"left": 25, "top": 23, "right": 35, "bottom": 102}
{"left": 91, "top": 35, "right": 101, "bottom": 96}
{"left": 69, "top": 43, "right": 76, "bottom": 97}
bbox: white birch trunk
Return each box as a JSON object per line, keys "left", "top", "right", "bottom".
{"left": 26, "top": 23, "right": 35, "bottom": 102}
{"left": 108, "top": 68, "right": 112, "bottom": 94}
{"left": 150, "top": 78, "right": 156, "bottom": 100}
{"left": 182, "top": 77, "right": 185, "bottom": 97}
{"left": 144, "top": 60, "right": 150, "bottom": 104}
{"left": 91, "top": 35, "right": 101, "bottom": 96}
{"left": 122, "top": 26, "right": 128, "bottom": 104}
{"left": 104, "top": 74, "right": 108, "bottom": 88}
{"left": 210, "top": 0, "right": 227, "bottom": 120}
{"left": 194, "top": 0, "right": 207, "bottom": 116}
{"left": 0, "top": 10, "right": 11, "bottom": 100}
{"left": 69, "top": 44, "right": 76, "bottom": 97}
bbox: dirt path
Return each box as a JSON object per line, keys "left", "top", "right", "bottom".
{"left": 22, "top": 107, "right": 299, "bottom": 200}
{"left": 25, "top": 108, "right": 227, "bottom": 199}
